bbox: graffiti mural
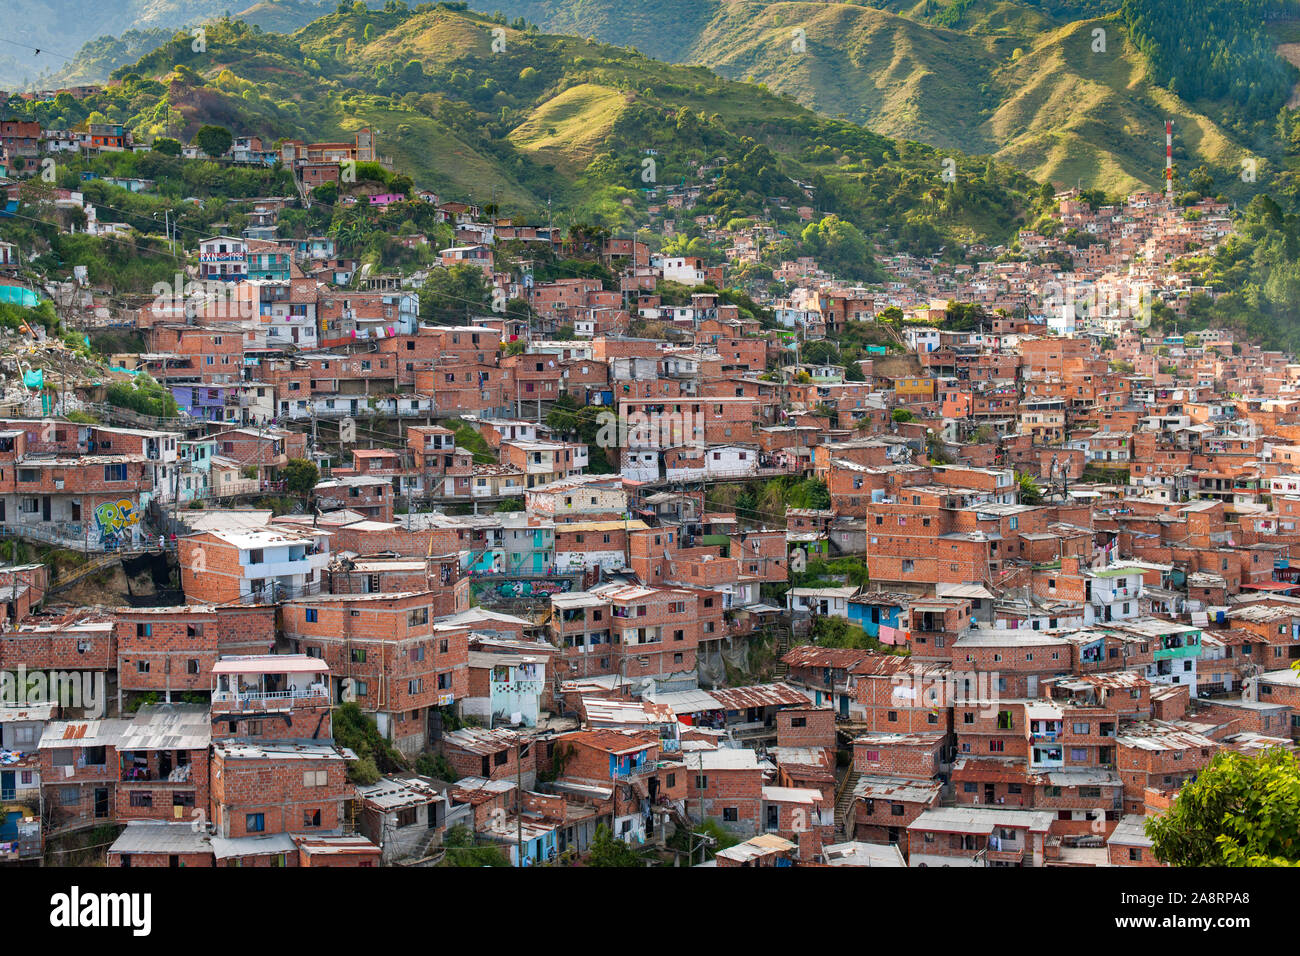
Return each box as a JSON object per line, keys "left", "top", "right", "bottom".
{"left": 94, "top": 499, "right": 139, "bottom": 548}
{"left": 494, "top": 578, "right": 573, "bottom": 599}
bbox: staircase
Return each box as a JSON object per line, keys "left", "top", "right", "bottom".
{"left": 772, "top": 626, "right": 792, "bottom": 678}
{"left": 833, "top": 768, "right": 861, "bottom": 840}
{"left": 46, "top": 553, "right": 121, "bottom": 595}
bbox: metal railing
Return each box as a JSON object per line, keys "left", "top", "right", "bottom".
{"left": 213, "top": 687, "right": 328, "bottom": 705}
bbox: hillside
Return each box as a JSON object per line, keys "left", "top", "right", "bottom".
{"left": 10, "top": 0, "right": 1299, "bottom": 194}
{"left": 9, "top": 8, "right": 1049, "bottom": 250}
{"left": 1, "top": 0, "right": 338, "bottom": 89}
{"left": 462, "top": 0, "right": 1300, "bottom": 195}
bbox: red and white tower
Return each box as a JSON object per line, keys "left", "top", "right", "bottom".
{"left": 1165, "top": 120, "right": 1174, "bottom": 201}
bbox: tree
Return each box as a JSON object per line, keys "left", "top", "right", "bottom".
{"left": 1016, "top": 471, "right": 1044, "bottom": 505}
{"left": 1146, "top": 748, "right": 1300, "bottom": 866}
{"left": 284, "top": 458, "right": 319, "bottom": 497}
{"left": 419, "top": 263, "right": 490, "bottom": 324}
{"left": 441, "top": 824, "right": 510, "bottom": 867}
{"left": 800, "top": 215, "right": 872, "bottom": 281}
{"left": 586, "top": 824, "right": 645, "bottom": 867}
{"left": 811, "top": 616, "right": 869, "bottom": 649}
{"left": 151, "top": 137, "right": 181, "bottom": 156}
{"left": 195, "top": 124, "right": 233, "bottom": 158}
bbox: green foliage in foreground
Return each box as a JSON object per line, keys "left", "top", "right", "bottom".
{"left": 1146, "top": 748, "right": 1300, "bottom": 866}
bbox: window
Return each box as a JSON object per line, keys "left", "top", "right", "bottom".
{"left": 129, "top": 791, "right": 153, "bottom": 807}
{"left": 887, "top": 710, "right": 898, "bottom": 722}
{"left": 408, "top": 608, "right": 429, "bottom": 627}
{"left": 303, "top": 770, "right": 328, "bottom": 787}
{"left": 1072, "top": 723, "right": 1089, "bottom": 735}
{"left": 305, "top": 608, "right": 318, "bottom": 623}
{"left": 989, "top": 740, "right": 1004, "bottom": 753}
{"left": 790, "top": 717, "right": 807, "bottom": 728}
{"left": 351, "top": 648, "right": 367, "bottom": 663}
{"left": 303, "top": 809, "right": 321, "bottom": 828}
{"left": 723, "top": 807, "right": 738, "bottom": 822}
{"left": 103, "top": 463, "right": 128, "bottom": 482}
{"left": 890, "top": 803, "right": 905, "bottom": 816}
{"left": 246, "top": 813, "right": 265, "bottom": 833}
{"left": 695, "top": 775, "right": 708, "bottom": 789}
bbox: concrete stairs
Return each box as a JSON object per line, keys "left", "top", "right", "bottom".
{"left": 833, "top": 768, "right": 860, "bottom": 840}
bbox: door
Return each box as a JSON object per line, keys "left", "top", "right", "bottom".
{"left": 766, "top": 805, "right": 779, "bottom": 832}
{"left": 839, "top": 694, "right": 850, "bottom": 718}
{"left": 984, "top": 784, "right": 996, "bottom": 805}
{"left": 94, "top": 787, "right": 109, "bottom": 818}
{"left": 41, "top": 496, "right": 50, "bottom": 521}
{"left": 1, "top": 770, "right": 13, "bottom": 800}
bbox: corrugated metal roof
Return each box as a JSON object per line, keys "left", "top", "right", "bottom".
{"left": 708, "top": 683, "right": 810, "bottom": 710}
{"left": 110, "top": 823, "right": 211, "bottom": 856}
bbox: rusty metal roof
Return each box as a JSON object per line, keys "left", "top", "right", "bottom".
{"left": 781, "top": 646, "right": 875, "bottom": 669}
{"left": 708, "top": 683, "right": 810, "bottom": 710}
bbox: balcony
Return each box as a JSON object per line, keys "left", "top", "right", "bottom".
{"left": 985, "top": 844, "right": 1026, "bottom": 865}
{"left": 212, "top": 686, "right": 329, "bottom": 710}
{"left": 0, "top": 783, "right": 40, "bottom": 803}
{"left": 120, "top": 759, "right": 194, "bottom": 784}
{"left": 611, "top": 758, "right": 659, "bottom": 779}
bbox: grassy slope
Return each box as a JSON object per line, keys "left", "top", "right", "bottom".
{"left": 469, "top": 0, "right": 1261, "bottom": 192}
{"left": 15, "top": 6, "right": 1041, "bottom": 247}
{"left": 507, "top": 83, "right": 633, "bottom": 176}
{"left": 684, "top": 2, "right": 1009, "bottom": 149}
{"left": 987, "top": 17, "right": 1246, "bottom": 193}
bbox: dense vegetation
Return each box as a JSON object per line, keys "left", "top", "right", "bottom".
{"left": 1121, "top": 0, "right": 1297, "bottom": 126}
{"left": 2, "top": 4, "right": 1043, "bottom": 267}
{"left": 1146, "top": 747, "right": 1300, "bottom": 866}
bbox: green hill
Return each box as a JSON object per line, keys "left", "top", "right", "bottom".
{"left": 463, "top": 0, "right": 1300, "bottom": 194}
{"left": 2, "top": 5, "right": 1048, "bottom": 275}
